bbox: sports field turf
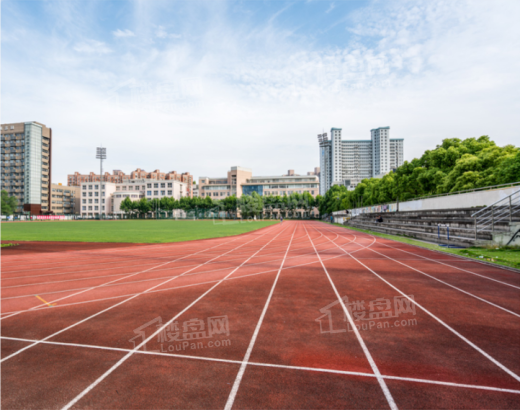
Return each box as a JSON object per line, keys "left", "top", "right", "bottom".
{"left": 0, "top": 219, "right": 278, "bottom": 243}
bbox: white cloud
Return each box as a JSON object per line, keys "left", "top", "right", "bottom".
{"left": 155, "top": 26, "right": 181, "bottom": 39}
{"left": 112, "top": 29, "right": 135, "bottom": 38}
{"left": 2, "top": 0, "right": 520, "bottom": 185}
{"left": 73, "top": 39, "right": 112, "bottom": 55}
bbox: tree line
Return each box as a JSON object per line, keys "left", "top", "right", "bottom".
{"left": 319, "top": 136, "right": 520, "bottom": 215}
{"left": 1, "top": 190, "right": 18, "bottom": 215}
{"left": 120, "top": 191, "right": 322, "bottom": 218}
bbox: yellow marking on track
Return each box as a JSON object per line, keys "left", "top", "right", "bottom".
{"left": 35, "top": 295, "right": 56, "bottom": 307}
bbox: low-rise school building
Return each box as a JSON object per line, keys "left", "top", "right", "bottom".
{"left": 199, "top": 167, "right": 320, "bottom": 199}
{"left": 80, "top": 178, "right": 188, "bottom": 218}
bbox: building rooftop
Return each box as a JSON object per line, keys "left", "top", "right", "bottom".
{"left": 371, "top": 126, "right": 390, "bottom": 131}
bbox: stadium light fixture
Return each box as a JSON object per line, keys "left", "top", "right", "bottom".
{"left": 96, "top": 147, "right": 106, "bottom": 219}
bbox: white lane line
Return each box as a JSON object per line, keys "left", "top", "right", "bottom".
{"left": 4, "top": 335, "right": 520, "bottom": 396}
{"left": 0, "top": 233, "right": 322, "bottom": 290}
{"left": 319, "top": 225, "right": 520, "bottom": 385}
{"left": 0, "top": 224, "right": 288, "bottom": 320}
{"left": 365, "top": 245, "right": 520, "bottom": 318}
{"left": 352, "top": 230, "right": 520, "bottom": 290}
{"left": 324, "top": 226, "right": 520, "bottom": 317}
{"left": 0, "top": 231, "right": 317, "bottom": 283}
{"left": 224, "top": 223, "right": 298, "bottom": 410}
{"left": 0, "top": 236, "right": 332, "bottom": 300}
{"left": 1, "top": 224, "right": 284, "bottom": 362}
{"left": 1, "top": 240, "right": 354, "bottom": 317}
{"left": 61, "top": 223, "right": 293, "bottom": 410}
{"left": 0, "top": 231, "right": 250, "bottom": 321}
{"left": 304, "top": 224, "right": 398, "bottom": 410}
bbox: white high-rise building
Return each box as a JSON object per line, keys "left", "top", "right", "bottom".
{"left": 318, "top": 126, "right": 404, "bottom": 194}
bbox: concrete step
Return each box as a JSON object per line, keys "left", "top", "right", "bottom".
{"left": 351, "top": 220, "right": 492, "bottom": 239}
{"left": 347, "top": 221, "right": 482, "bottom": 247}
{"left": 354, "top": 217, "right": 511, "bottom": 232}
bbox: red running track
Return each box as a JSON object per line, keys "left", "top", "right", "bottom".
{"left": 1, "top": 221, "right": 520, "bottom": 409}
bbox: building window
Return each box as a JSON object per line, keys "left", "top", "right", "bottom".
{"left": 88, "top": 185, "right": 92, "bottom": 190}
{"left": 167, "top": 190, "right": 172, "bottom": 195}
{"left": 88, "top": 206, "right": 92, "bottom": 210}
{"left": 154, "top": 183, "right": 158, "bottom": 188}
{"left": 147, "top": 191, "right": 152, "bottom": 196}
{"left": 147, "top": 184, "right": 151, "bottom": 188}
{"left": 161, "top": 190, "right": 165, "bottom": 196}
{"left": 168, "top": 183, "right": 172, "bottom": 188}
{"left": 154, "top": 191, "right": 158, "bottom": 196}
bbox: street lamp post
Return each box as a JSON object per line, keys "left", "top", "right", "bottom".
{"left": 96, "top": 147, "right": 106, "bottom": 219}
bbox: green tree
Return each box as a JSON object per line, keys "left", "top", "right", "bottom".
{"left": 136, "top": 197, "right": 151, "bottom": 217}
{"left": 119, "top": 196, "right": 133, "bottom": 217}
{"left": 1, "top": 190, "right": 18, "bottom": 215}
{"left": 239, "top": 192, "right": 264, "bottom": 218}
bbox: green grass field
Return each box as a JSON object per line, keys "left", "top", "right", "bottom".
{"left": 0, "top": 220, "right": 278, "bottom": 243}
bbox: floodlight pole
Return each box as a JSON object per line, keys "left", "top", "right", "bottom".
{"left": 96, "top": 147, "right": 107, "bottom": 219}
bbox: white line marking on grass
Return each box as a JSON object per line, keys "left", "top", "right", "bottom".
{"left": 4, "top": 335, "right": 520, "bottom": 396}
{"left": 0, "top": 224, "right": 284, "bottom": 360}
{"left": 224, "top": 223, "right": 298, "bottom": 410}
{"left": 304, "top": 224, "right": 398, "bottom": 410}
{"left": 61, "top": 224, "right": 292, "bottom": 410}
{"left": 319, "top": 225, "right": 520, "bottom": 385}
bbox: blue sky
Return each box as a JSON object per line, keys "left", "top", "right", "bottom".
{"left": 2, "top": 0, "right": 519, "bottom": 183}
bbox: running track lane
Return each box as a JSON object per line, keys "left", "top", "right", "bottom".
{"left": 1, "top": 221, "right": 520, "bottom": 409}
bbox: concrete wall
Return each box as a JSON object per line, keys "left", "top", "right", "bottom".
{"left": 349, "top": 186, "right": 520, "bottom": 216}
{"left": 398, "top": 186, "right": 519, "bottom": 212}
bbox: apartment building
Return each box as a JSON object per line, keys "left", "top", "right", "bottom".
{"left": 80, "top": 178, "right": 188, "bottom": 217}
{"left": 199, "top": 167, "right": 319, "bottom": 198}
{"left": 318, "top": 126, "right": 404, "bottom": 193}
{"left": 1, "top": 121, "right": 52, "bottom": 214}
{"left": 68, "top": 168, "right": 193, "bottom": 197}
{"left": 50, "top": 183, "right": 81, "bottom": 215}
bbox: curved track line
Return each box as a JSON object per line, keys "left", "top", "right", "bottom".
{"left": 318, "top": 224, "right": 520, "bottom": 385}
{"left": 0, "top": 224, "right": 286, "bottom": 353}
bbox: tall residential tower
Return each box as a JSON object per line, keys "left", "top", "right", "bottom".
{"left": 318, "top": 126, "right": 404, "bottom": 194}
{"left": 1, "top": 122, "right": 52, "bottom": 214}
